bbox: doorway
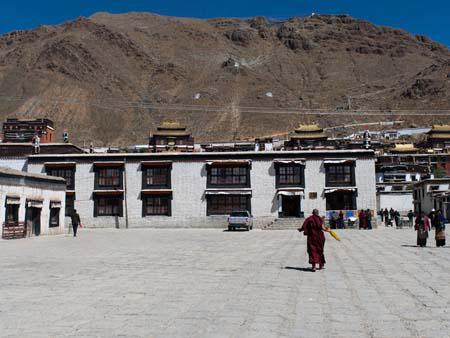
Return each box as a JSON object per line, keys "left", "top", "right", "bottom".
{"left": 26, "top": 207, "right": 42, "bottom": 236}
{"left": 281, "top": 195, "right": 301, "bottom": 218}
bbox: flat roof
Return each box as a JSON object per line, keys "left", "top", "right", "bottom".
{"left": 0, "top": 166, "right": 66, "bottom": 183}
{"left": 26, "top": 149, "right": 375, "bottom": 163}
{"left": 413, "top": 178, "right": 450, "bottom": 187}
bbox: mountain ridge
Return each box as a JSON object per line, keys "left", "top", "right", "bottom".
{"left": 0, "top": 12, "right": 449, "bottom": 145}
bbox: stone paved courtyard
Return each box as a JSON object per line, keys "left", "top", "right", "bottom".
{"left": 1, "top": 227, "right": 449, "bottom": 338}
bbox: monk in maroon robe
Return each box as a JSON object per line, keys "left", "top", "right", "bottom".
{"left": 298, "top": 209, "right": 328, "bottom": 271}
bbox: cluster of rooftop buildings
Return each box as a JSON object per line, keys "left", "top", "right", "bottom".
{"left": 1, "top": 117, "right": 450, "bottom": 239}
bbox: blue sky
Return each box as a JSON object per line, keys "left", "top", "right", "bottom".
{"left": 0, "top": 0, "right": 449, "bottom": 46}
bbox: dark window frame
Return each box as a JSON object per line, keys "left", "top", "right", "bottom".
{"left": 142, "top": 165, "right": 172, "bottom": 189}
{"left": 206, "top": 195, "right": 251, "bottom": 216}
{"left": 49, "top": 208, "right": 60, "bottom": 228}
{"left": 65, "top": 194, "right": 75, "bottom": 217}
{"left": 94, "top": 195, "right": 124, "bottom": 217}
{"left": 325, "top": 163, "right": 355, "bottom": 187}
{"left": 5, "top": 204, "right": 19, "bottom": 223}
{"left": 46, "top": 166, "right": 76, "bottom": 190}
{"left": 142, "top": 195, "right": 172, "bottom": 217}
{"left": 326, "top": 191, "right": 357, "bottom": 210}
{"left": 94, "top": 166, "right": 124, "bottom": 190}
{"left": 206, "top": 165, "right": 251, "bottom": 188}
{"left": 275, "top": 164, "right": 305, "bottom": 188}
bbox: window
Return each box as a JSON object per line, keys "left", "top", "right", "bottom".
{"left": 65, "top": 194, "right": 75, "bottom": 216}
{"left": 95, "top": 167, "right": 123, "bottom": 189}
{"left": 276, "top": 165, "right": 304, "bottom": 188}
{"left": 208, "top": 166, "right": 250, "bottom": 188}
{"left": 325, "top": 164, "right": 355, "bottom": 187}
{"left": 49, "top": 208, "right": 60, "bottom": 228}
{"left": 142, "top": 166, "right": 171, "bottom": 189}
{"left": 94, "top": 196, "right": 123, "bottom": 217}
{"left": 326, "top": 191, "right": 356, "bottom": 210}
{"left": 143, "top": 196, "right": 171, "bottom": 216}
{"left": 5, "top": 204, "right": 19, "bottom": 223}
{"left": 46, "top": 167, "right": 75, "bottom": 190}
{"left": 207, "top": 195, "right": 251, "bottom": 215}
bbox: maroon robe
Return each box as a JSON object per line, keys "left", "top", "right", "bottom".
{"left": 302, "top": 214, "right": 326, "bottom": 265}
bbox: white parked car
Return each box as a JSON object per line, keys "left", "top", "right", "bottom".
{"left": 227, "top": 211, "right": 253, "bottom": 231}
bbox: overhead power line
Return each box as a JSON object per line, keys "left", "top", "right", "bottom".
{"left": 1, "top": 95, "right": 450, "bottom": 115}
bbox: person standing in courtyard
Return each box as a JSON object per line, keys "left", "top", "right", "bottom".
{"left": 429, "top": 209, "right": 439, "bottom": 229}
{"left": 358, "top": 209, "right": 367, "bottom": 229}
{"left": 71, "top": 209, "right": 82, "bottom": 237}
{"left": 384, "top": 208, "right": 390, "bottom": 226}
{"left": 415, "top": 212, "right": 431, "bottom": 247}
{"left": 366, "top": 209, "right": 372, "bottom": 230}
{"left": 298, "top": 209, "right": 328, "bottom": 272}
{"left": 407, "top": 210, "right": 415, "bottom": 228}
{"left": 435, "top": 210, "right": 446, "bottom": 247}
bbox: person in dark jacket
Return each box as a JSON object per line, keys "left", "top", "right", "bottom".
{"left": 366, "top": 209, "right": 372, "bottom": 230}
{"left": 70, "top": 209, "right": 81, "bottom": 237}
{"left": 383, "top": 208, "right": 390, "bottom": 226}
{"left": 407, "top": 210, "right": 415, "bottom": 227}
{"left": 429, "top": 209, "right": 439, "bottom": 229}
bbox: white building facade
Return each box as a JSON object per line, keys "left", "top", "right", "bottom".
{"left": 0, "top": 167, "right": 66, "bottom": 239}
{"left": 26, "top": 150, "right": 376, "bottom": 228}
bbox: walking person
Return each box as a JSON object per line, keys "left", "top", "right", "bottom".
{"left": 407, "top": 210, "right": 415, "bottom": 228}
{"left": 71, "top": 209, "right": 82, "bottom": 237}
{"left": 435, "top": 210, "right": 446, "bottom": 247}
{"left": 379, "top": 209, "right": 384, "bottom": 223}
{"left": 429, "top": 209, "right": 439, "bottom": 229}
{"left": 415, "top": 212, "right": 431, "bottom": 247}
{"left": 298, "top": 209, "right": 328, "bottom": 272}
{"left": 389, "top": 208, "right": 395, "bottom": 225}
{"left": 366, "top": 209, "right": 372, "bottom": 230}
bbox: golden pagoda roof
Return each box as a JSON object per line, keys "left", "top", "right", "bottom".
{"left": 152, "top": 120, "right": 191, "bottom": 137}
{"left": 294, "top": 124, "right": 323, "bottom": 133}
{"left": 290, "top": 124, "right": 327, "bottom": 140}
{"left": 430, "top": 124, "right": 450, "bottom": 132}
{"left": 391, "top": 144, "right": 418, "bottom": 153}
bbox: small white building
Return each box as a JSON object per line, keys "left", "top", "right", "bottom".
{"left": 0, "top": 167, "right": 66, "bottom": 239}
{"left": 413, "top": 178, "right": 450, "bottom": 218}
{"left": 26, "top": 150, "right": 376, "bottom": 229}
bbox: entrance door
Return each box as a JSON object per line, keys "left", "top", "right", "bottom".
{"left": 282, "top": 195, "right": 301, "bottom": 217}
{"left": 26, "top": 207, "right": 41, "bottom": 236}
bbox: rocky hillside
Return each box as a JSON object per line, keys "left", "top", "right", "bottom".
{"left": 0, "top": 12, "right": 449, "bottom": 145}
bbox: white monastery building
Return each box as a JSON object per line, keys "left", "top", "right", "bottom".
{"left": 26, "top": 149, "right": 376, "bottom": 228}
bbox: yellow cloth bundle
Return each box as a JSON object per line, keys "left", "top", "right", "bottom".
{"left": 328, "top": 230, "right": 341, "bottom": 241}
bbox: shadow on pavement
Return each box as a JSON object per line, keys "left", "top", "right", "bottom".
{"left": 284, "top": 266, "right": 315, "bottom": 272}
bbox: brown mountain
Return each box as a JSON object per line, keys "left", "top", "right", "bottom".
{"left": 0, "top": 12, "right": 449, "bottom": 145}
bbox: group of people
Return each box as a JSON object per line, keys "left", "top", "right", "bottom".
{"left": 379, "top": 208, "right": 405, "bottom": 227}
{"left": 358, "top": 209, "right": 373, "bottom": 229}
{"left": 414, "top": 209, "right": 446, "bottom": 247}
{"left": 329, "top": 211, "right": 345, "bottom": 229}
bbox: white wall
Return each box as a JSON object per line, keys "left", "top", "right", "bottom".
{"left": 0, "top": 182, "right": 66, "bottom": 236}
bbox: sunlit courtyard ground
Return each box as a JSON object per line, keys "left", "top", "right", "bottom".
{"left": 1, "top": 227, "right": 449, "bottom": 338}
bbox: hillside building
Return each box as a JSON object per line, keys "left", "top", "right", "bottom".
{"left": 413, "top": 178, "right": 450, "bottom": 218}
{"left": 149, "top": 121, "right": 194, "bottom": 153}
{"left": 284, "top": 124, "right": 330, "bottom": 150}
{"left": 2, "top": 118, "right": 55, "bottom": 143}
{"left": 427, "top": 124, "right": 450, "bottom": 149}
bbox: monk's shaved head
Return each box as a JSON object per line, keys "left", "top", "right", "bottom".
{"left": 312, "top": 209, "right": 319, "bottom": 215}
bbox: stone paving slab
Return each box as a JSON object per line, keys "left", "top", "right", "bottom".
{"left": 0, "top": 227, "right": 449, "bottom": 338}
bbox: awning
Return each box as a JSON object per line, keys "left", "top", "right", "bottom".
{"left": 93, "top": 190, "right": 124, "bottom": 196}
{"left": 276, "top": 189, "right": 304, "bottom": 196}
{"left": 50, "top": 201, "right": 62, "bottom": 208}
{"left": 205, "top": 160, "right": 251, "bottom": 166}
{"left": 141, "top": 161, "right": 172, "bottom": 167}
{"left": 44, "top": 162, "right": 76, "bottom": 168}
{"left": 141, "top": 189, "right": 172, "bottom": 196}
{"left": 324, "top": 188, "right": 357, "bottom": 194}
{"left": 27, "top": 200, "right": 43, "bottom": 208}
{"left": 205, "top": 189, "right": 252, "bottom": 196}
{"left": 6, "top": 196, "right": 21, "bottom": 205}
{"left": 93, "top": 161, "right": 124, "bottom": 168}
{"left": 273, "top": 159, "right": 305, "bottom": 165}
{"left": 324, "top": 159, "right": 355, "bottom": 164}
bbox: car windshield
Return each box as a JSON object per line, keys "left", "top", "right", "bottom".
{"left": 230, "top": 211, "right": 248, "bottom": 217}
